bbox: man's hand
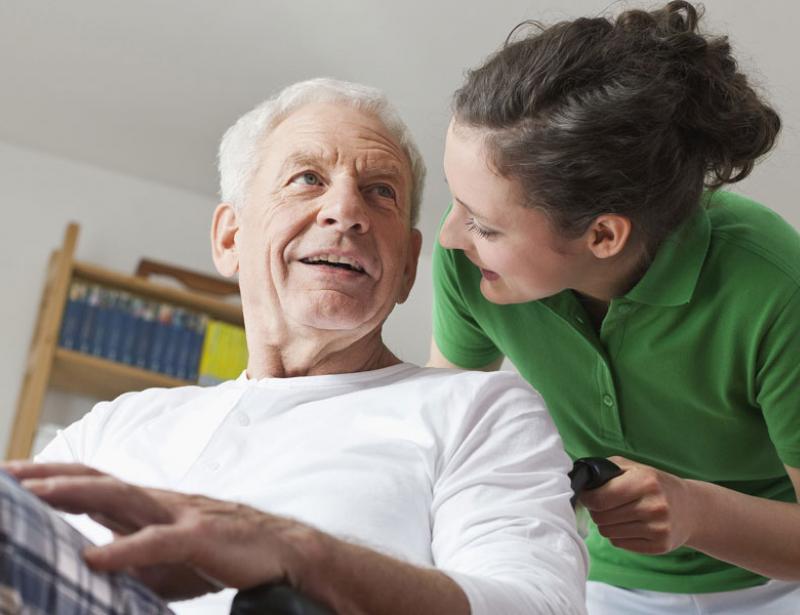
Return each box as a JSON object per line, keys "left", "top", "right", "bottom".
{"left": 577, "top": 456, "right": 696, "bottom": 554}
{"left": 2, "top": 462, "right": 314, "bottom": 601}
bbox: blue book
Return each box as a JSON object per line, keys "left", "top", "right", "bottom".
{"left": 59, "top": 281, "right": 88, "bottom": 350}
{"left": 121, "top": 297, "right": 144, "bottom": 365}
{"left": 77, "top": 285, "right": 102, "bottom": 354}
{"left": 175, "top": 311, "right": 196, "bottom": 380}
{"left": 187, "top": 314, "right": 209, "bottom": 382}
{"left": 134, "top": 301, "right": 158, "bottom": 370}
{"left": 147, "top": 303, "right": 173, "bottom": 374}
{"left": 91, "top": 288, "right": 114, "bottom": 357}
{"left": 103, "top": 291, "right": 131, "bottom": 362}
{"left": 162, "top": 307, "right": 187, "bottom": 378}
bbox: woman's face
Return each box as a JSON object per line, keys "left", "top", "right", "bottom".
{"left": 440, "top": 121, "right": 591, "bottom": 305}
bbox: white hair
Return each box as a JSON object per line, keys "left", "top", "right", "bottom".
{"left": 218, "top": 78, "right": 426, "bottom": 227}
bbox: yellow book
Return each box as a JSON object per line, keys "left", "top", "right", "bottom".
{"left": 197, "top": 320, "right": 247, "bottom": 385}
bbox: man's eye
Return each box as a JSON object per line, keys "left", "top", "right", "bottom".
{"left": 292, "top": 172, "right": 322, "bottom": 186}
{"left": 369, "top": 184, "right": 396, "bottom": 200}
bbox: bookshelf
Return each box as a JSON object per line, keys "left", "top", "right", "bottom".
{"left": 6, "top": 222, "right": 244, "bottom": 460}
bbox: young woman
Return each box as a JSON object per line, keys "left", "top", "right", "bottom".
{"left": 428, "top": 2, "right": 800, "bottom": 613}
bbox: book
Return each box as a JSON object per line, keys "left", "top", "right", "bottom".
{"left": 77, "top": 284, "right": 102, "bottom": 354}
{"left": 58, "top": 280, "right": 88, "bottom": 350}
{"left": 197, "top": 319, "right": 248, "bottom": 385}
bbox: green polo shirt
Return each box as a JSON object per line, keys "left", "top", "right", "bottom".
{"left": 432, "top": 191, "right": 800, "bottom": 593}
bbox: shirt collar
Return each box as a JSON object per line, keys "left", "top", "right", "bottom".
{"left": 625, "top": 206, "right": 711, "bottom": 307}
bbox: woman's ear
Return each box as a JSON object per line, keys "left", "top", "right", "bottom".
{"left": 211, "top": 202, "right": 240, "bottom": 277}
{"left": 585, "top": 214, "right": 633, "bottom": 259}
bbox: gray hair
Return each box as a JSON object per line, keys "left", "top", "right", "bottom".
{"left": 218, "top": 78, "right": 426, "bottom": 227}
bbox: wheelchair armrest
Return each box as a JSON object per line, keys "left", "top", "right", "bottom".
{"left": 230, "top": 583, "right": 335, "bottom": 615}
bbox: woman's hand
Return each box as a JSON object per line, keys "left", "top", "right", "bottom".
{"left": 577, "top": 456, "right": 697, "bottom": 554}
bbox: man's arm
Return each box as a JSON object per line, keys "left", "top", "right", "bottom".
{"left": 3, "top": 462, "right": 470, "bottom": 615}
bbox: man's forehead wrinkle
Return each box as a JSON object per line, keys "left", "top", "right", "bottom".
{"left": 279, "top": 141, "right": 407, "bottom": 181}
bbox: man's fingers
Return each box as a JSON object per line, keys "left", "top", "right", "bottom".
{"left": 2, "top": 461, "right": 104, "bottom": 480}
{"left": 83, "top": 525, "right": 193, "bottom": 571}
{"left": 22, "top": 475, "right": 172, "bottom": 527}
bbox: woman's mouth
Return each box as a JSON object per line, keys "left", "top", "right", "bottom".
{"left": 480, "top": 268, "right": 499, "bottom": 281}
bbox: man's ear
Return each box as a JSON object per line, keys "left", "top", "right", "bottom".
{"left": 585, "top": 214, "right": 632, "bottom": 259}
{"left": 211, "top": 203, "right": 240, "bottom": 278}
{"left": 398, "top": 229, "right": 423, "bottom": 304}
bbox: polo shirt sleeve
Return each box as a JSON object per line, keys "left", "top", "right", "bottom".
{"left": 756, "top": 287, "right": 800, "bottom": 468}
{"left": 432, "top": 235, "right": 502, "bottom": 368}
{"left": 431, "top": 372, "right": 588, "bottom": 615}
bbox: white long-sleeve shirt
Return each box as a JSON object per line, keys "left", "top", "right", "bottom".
{"left": 39, "top": 363, "right": 588, "bottom": 614}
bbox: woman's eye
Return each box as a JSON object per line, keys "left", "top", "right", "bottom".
{"left": 292, "top": 172, "right": 322, "bottom": 186}
{"left": 465, "top": 219, "right": 498, "bottom": 240}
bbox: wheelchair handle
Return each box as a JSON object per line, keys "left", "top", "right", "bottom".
{"left": 568, "top": 457, "right": 623, "bottom": 507}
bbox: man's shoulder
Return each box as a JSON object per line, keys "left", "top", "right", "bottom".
{"left": 396, "top": 365, "right": 545, "bottom": 413}
{"left": 100, "top": 381, "right": 236, "bottom": 420}
{"left": 43, "top": 380, "right": 243, "bottom": 464}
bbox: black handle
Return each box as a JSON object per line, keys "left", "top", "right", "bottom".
{"left": 230, "top": 583, "right": 334, "bottom": 615}
{"left": 568, "top": 457, "right": 623, "bottom": 507}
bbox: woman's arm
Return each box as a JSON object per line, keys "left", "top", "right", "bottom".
{"left": 427, "top": 339, "right": 503, "bottom": 371}
{"left": 580, "top": 457, "right": 800, "bottom": 581}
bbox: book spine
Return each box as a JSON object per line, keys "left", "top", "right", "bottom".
{"left": 103, "top": 291, "right": 130, "bottom": 362}
{"left": 161, "top": 306, "right": 183, "bottom": 377}
{"left": 134, "top": 301, "right": 157, "bottom": 369}
{"left": 91, "top": 288, "right": 114, "bottom": 357}
{"left": 188, "top": 314, "right": 208, "bottom": 382}
{"left": 147, "top": 303, "right": 172, "bottom": 374}
{"left": 121, "top": 297, "right": 144, "bottom": 365}
{"left": 58, "top": 280, "right": 87, "bottom": 350}
{"left": 77, "top": 284, "right": 102, "bottom": 354}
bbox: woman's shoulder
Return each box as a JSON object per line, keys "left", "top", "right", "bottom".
{"left": 706, "top": 191, "right": 800, "bottom": 285}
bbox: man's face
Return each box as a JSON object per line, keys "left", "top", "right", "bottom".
{"left": 217, "top": 102, "right": 421, "bottom": 340}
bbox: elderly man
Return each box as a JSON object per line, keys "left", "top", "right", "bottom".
{"left": 2, "top": 78, "right": 587, "bottom": 614}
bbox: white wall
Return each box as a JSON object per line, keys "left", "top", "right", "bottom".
{"left": 0, "top": 142, "right": 214, "bottom": 453}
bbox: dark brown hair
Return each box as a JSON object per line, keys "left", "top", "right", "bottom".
{"left": 453, "top": 1, "right": 781, "bottom": 248}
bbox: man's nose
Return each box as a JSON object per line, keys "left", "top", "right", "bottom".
{"left": 438, "top": 205, "right": 467, "bottom": 250}
{"left": 316, "top": 182, "right": 370, "bottom": 234}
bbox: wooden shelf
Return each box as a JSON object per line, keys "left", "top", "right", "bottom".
{"left": 6, "top": 222, "right": 243, "bottom": 460}
{"left": 73, "top": 260, "right": 244, "bottom": 326}
{"left": 50, "top": 348, "right": 190, "bottom": 401}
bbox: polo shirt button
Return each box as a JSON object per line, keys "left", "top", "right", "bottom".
{"left": 618, "top": 305, "right": 631, "bottom": 314}
{"left": 602, "top": 394, "right": 614, "bottom": 407}
{"left": 236, "top": 413, "right": 250, "bottom": 427}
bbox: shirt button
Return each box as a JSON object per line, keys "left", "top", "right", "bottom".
{"left": 575, "top": 314, "right": 585, "bottom": 324}
{"left": 208, "top": 461, "right": 220, "bottom": 472}
{"left": 602, "top": 394, "right": 614, "bottom": 407}
{"left": 618, "top": 304, "right": 631, "bottom": 314}
{"left": 236, "top": 413, "right": 250, "bottom": 427}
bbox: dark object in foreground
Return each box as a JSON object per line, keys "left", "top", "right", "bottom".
{"left": 230, "top": 457, "right": 623, "bottom": 615}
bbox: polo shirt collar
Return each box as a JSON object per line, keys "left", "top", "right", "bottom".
{"left": 625, "top": 206, "right": 711, "bottom": 307}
